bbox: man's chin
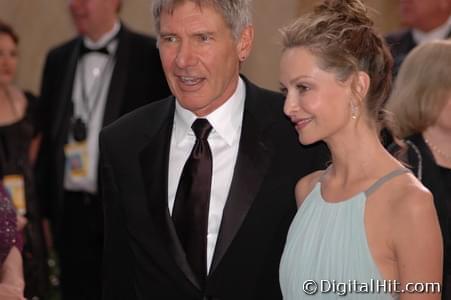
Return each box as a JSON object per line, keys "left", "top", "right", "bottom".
{"left": 72, "top": 23, "right": 88, "bottom": 35}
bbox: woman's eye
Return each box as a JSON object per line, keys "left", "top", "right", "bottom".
{"left": 296, "top": 84, "right": 310, "bottom": 93}
{"left": 279, "top": 87, "right": 288, "bottom": 96}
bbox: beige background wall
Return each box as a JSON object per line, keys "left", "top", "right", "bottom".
{"left": 0, "top": 0, "right": 402, "bottom": 95}
{"left": 246, "top": 0, "right": 401, "bottom": 91}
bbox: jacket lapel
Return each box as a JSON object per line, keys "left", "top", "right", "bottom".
{"left": 138, "top": 99, "right": 202, "bottom": 290}
{"left": 51, "top": 40, "right": 80, "bottom": 142}
{"left": 102, "top": 25, "right": 129, "bottom": 127}
{"left": 210, "top": 79, "right": 277, "bottom": 274}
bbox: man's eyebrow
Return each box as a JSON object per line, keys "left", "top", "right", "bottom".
{"left": 159, "top": 31, "right": 175, "bottom": 36}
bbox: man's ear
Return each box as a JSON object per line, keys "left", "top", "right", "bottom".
{"left": 109, "top": 0, "right": 121, "bottom": 14}
{"left": 237, "top": 25, "right": 254, "bottom": 62}
{"left": 439, "top": 0, "right": 451, "bottom": 10}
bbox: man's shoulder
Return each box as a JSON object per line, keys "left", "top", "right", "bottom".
{"left": 120, "top": 24, "right": 158, "bottom": 49}
{"left": 245, "top": 80, "right": 330, "bottom": 170}
{"left": 385, "top": 28, "right": 411, "bottom": 44}
{"left": 243, "top": 79, "right": 295, "bottom": 135}
{"left": 246, "top": 79, "right": 283, "bottom": 101}
{"left": 101, "top": 96, "right": 174, "bottom": 141}
{"left": 243, "top": 78, "right": 285, "bottom": 113}
{"left": 46, "top": 37, "right": 79, "bottom": 59}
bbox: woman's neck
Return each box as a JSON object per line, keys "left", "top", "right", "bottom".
{"left": 423, "top": 126, "right": 451, "bottom": 167}
{"left": 0, "top": 85, "right": 25, "bottom": 124}
{"left": 324, "top": 123, "right": 399, "bottom": 186}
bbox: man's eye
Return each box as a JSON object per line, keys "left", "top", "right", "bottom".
{"left": 199, "top": 34, "right": 211, "bottom": 42}
{"left": 162, "top": 36, "right": 177, "bottom": 43}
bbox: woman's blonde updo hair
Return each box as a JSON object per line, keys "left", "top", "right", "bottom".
{"left": 280, "top": 0, "right": 393, "bottom": 129}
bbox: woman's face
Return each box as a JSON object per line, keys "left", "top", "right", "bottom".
{"left": 0, "top": 33, "right": 18, "bottom": 86}
{"left": 280, "top": 47, "right": 354, "bottom": 145}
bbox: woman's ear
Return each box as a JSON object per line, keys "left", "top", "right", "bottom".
{"left": 354, "top": 71, "right": 370, "bottom": 102}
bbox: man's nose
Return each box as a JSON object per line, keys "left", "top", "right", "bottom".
{"left": 175, "top": 41, "right": 197, "bottom": 68}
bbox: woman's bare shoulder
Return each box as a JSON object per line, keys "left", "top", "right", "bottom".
{"left": 390, "top": 173, "right": 433, "bottom": 212}
{"left": 387, "top": 174, "right": 442, "bottom": 289}
{"left": 388, "top": 173, "right": 437, "bottom": 235}
{"left": 294, "top": 170, "right": 325, "bottom": 207}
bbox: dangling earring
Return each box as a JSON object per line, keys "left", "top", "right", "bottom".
{"left": 350, "top": 102, "right": 359, "bottom": 120}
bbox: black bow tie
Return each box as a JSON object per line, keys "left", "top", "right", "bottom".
{"left": 79, "top": 43, "right": 110, "bottom": 57}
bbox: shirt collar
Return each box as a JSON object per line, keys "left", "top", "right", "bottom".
{"left": 173, "top": 77, "right": 246, "bottom": 146}
{"left": 412, "top": 16, "right": 451, "bottom": 45}
{"left": 83, "top": 21, "right": 121, "bottom": 53}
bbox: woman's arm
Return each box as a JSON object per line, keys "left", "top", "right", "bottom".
{"left": 28, "top": 134, "right": 42, "bottom": 166}
{"left": 393, "top": 186, "right": 443, "bottom": 300}
{"left": 0, "top": 247, "right": 24, "bottom": 300}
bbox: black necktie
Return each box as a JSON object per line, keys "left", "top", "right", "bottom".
{"left": 79, "top": 43, "right": 110, "bottom": 57}
{"left": 172, "top": 118, "right": 213, "bottom": 287}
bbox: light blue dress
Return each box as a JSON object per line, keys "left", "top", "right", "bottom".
{"left": 279, "top": 169, "right": 409, "bottom": 299}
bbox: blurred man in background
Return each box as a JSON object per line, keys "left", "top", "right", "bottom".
{"left": 386, "top": 0, "right": 451, "bottom": 76}
{"left": 36, "top": 0, "right": 169, "bottom": 299}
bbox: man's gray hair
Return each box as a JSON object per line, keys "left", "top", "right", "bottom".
{"left": 152, "top": 0, "right": 253, "bottom": 39}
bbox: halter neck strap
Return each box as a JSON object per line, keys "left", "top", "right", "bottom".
{"left": 365, "top": 168, "right": 411, "bottom": 197}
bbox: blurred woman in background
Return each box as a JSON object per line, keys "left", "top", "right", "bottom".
{"left": 385, "top": 40, "right": 451, "bottom": 300}
{"left": 0, "top": 20, "right": 48, "bottom": 299}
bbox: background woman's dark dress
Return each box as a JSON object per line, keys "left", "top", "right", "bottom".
{"left": 0, "top": 91, "right": 48, "bottom": 298}
{"left": 390, "top": 133, "right": 451, "bottom": 300}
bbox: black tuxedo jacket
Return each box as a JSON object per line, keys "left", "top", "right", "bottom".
{"left": 386, "top": 28, "right": 451, "bottom": 76}
{"left": 36, "top": 24, "right": 170, "bottom": 242}
{"left": 99, "top": 78, "right": 329, "bottom": 300}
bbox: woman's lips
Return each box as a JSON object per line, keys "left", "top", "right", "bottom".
{"left": 293, "top": 117, "right": 313, "bottom": 130}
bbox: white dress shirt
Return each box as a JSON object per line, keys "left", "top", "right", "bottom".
{"left": 168, "top": 77, "right": 246, "bottom": 273}
{"left": 413, "top": 16, "right": 451, "bottom": 45}
{"left": 64, "top": 22, "right": 120, "bottom": 193}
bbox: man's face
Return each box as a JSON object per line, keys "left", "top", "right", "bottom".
{"left": 68, "top": 0, "right": 118, "bottom": 40}
{"left": 400, "top": 0, "right": 450, "bottom": 31}
{"left": 158, "top": 1, "right": 253, "bottom": 116}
